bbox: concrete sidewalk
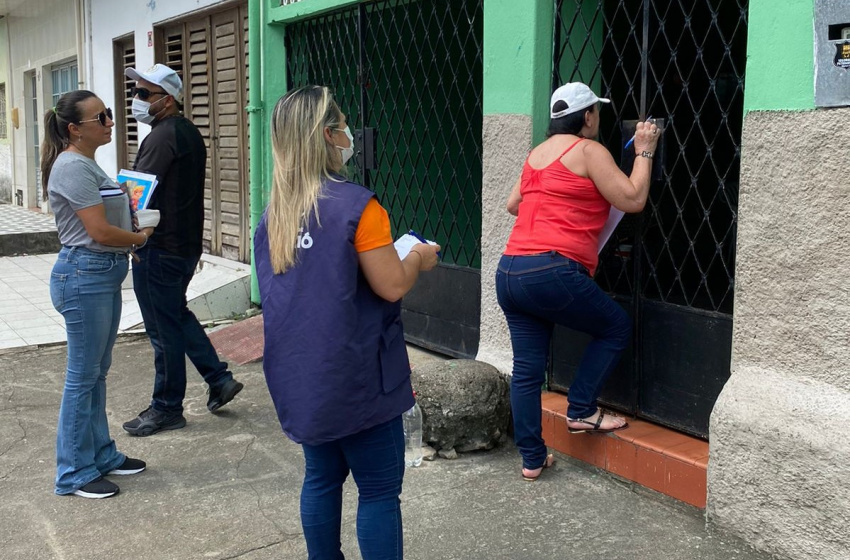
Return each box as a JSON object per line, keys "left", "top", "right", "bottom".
{"left": 0, "top": 252, "right": 251, "bottom": 350}
{"left": 0, "top": 338, "right": 773, "bottom": 560}
{"left": 0, "top": 203, "right": 60, "bottom": 257}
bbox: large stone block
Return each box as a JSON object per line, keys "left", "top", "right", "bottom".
{"left": 709, "top": 108, "right": 850, "bottom": 559}
{"left": 411, "top": 359, "right": 510, "bottom": 454}
{"left": 708, "top": 367, "right": 850, "bottom": 560}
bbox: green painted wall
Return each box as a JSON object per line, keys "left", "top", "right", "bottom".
{"left": 248, "top": 0, "right": 288, "bottom": 303}
{"left": 269, "top": 0, "right": 360, "bottom": 23}
{"left": 483, "top": 0, "right": 553, "bottom": 142}
{"left": 745, "top": 0, "right": 815, "bottom": 112}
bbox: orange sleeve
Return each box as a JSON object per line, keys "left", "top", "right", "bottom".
{"left": 354, "top": 197, "right": 393, "bottom": 253}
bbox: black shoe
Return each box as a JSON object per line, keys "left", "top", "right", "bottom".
{"left": 107, "top": 457, "right": 146, "bottom": 476}
{"left": 122, "top": 407, "right": 187, "bottom": 436}
{"left": 73, "top": 476, "right": 119, "bottom": 499}
{"left": 207, "top": 378, "right": 244, "bottom": 412}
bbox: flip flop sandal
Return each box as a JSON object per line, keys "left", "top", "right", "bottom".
{"left": 521, "top": 453, "right": 555, "bottom": 482}
{"left": 567, "top": 411, "right": 629, "bottom": 434}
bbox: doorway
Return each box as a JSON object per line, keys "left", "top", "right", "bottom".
{"left": 285, "top": 0, "right": 484, "bottom": 357}
{"left": 155, "top": 3, "right": 250, "bottom": 262}
{"left": 550, "top": 0, "right": 748, "bottom": 437}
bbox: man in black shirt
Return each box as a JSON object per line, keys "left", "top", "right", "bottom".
{"left": 122, "top": 64, "right": 243, "bottom": 436}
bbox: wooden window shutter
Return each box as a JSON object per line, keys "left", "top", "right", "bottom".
{"left": 152, "top": 3, "right": 250, "bottom": 262}
{"left": 113, "top": 36, "right": 138, "bottom": 170}
{"left": 185, "top": 21, "right": 216, "bottom": 253}
{"left": 210, "top": 10, "right": 247, "bottom": 261}
{"left": 163, "top": 28, "right": 186, "bottom": 84}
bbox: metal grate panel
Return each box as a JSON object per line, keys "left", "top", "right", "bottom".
{"left": 285, "top": 0, "right": 484, "bottom": 268}
{"left": 554, "top": 0, "right": 747, "bottom": 314}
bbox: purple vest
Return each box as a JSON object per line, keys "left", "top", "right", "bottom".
{"left": 254, "top": 178, "right": 414, "bottom": 445}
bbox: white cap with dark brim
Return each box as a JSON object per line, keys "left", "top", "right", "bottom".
{"left": 125, "top": 64, "right": 184, "bottom": 104}
{"left": 550, "top": 82, "right": 610, "bottom": 118}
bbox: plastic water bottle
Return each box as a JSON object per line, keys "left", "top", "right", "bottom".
{"left": 403, "top": 393, "right": 423, "bottom": 467}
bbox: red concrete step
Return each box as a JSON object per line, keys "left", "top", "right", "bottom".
{"left": 541, "top": 391, "right": 708, "bottom": 508}
{"left": 209, "top": 314, "right": 265, "bottom": 365}
{"left": 207, "top": 325, "right": 708, "bottom": 508}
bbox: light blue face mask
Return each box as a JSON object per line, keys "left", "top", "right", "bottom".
{"left": 335, "top": 126, "right": 355, "bottom": 165}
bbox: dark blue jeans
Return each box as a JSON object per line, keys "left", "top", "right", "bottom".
{"left": 495, "top": 252, "right": 631, "bottom": 469}
{"left": 300, "top": 416, "right": 405, "bottom": 560}
{"left": 133, "top": 246, "right": 232, "bottom": 415}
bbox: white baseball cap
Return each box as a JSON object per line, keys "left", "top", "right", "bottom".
{"left": 125, "top": 63, "right": 183, "bottom": 104}
{"left": 550, "top": 82, "right": 610, "bottom": 118}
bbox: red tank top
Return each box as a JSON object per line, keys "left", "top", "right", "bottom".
{"left": 504, "top": 139, "right": 611, "bottom": 275}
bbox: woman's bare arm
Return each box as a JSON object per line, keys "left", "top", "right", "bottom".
{"left": 358, "top": 242, "right": 441, "bottom": 302}
{"left": 586, "top": 120, "right": 660, "bottom": 213}
{"left": 506, "top": 176, "right": 522, "bottom": 216}
{"left": 76, "top": 205, "right": 151, "bottom": 246}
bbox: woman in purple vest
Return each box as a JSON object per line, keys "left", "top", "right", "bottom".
{"left": 254, "top": 85, "right": 441, "bottom": 560}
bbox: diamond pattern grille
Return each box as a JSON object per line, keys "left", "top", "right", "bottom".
{"left": 554, "top": 0, "right": 747, "bottom": 314}
{"left": 286, "top": 0, "right": 483, "bottom": 268}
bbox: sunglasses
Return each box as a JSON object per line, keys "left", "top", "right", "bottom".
{"left": 130, "top": 86, "right": 169, "bottom": 101}
{"left": 78, "top": 108, "right": 113, "bottom": 127}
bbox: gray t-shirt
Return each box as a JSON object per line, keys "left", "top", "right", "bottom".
{"left": 48, "top": 152, "right": 132, "bottom": 253}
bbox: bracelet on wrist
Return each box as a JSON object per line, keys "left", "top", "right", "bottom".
{"left": 133, "top": 232, "right": 148, "bottom": 252}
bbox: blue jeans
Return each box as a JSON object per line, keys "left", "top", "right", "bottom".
{"left": 495, "top": 252, "right": 631, "bottom": 469}
{"left": 51, "top": 247, "right": 129, "bottom": 494}
{"left": 132, "top": 246, "right": 231, "bottom": 415}
{"left": 300, "top": 416, "right": 405, "bottom": 560}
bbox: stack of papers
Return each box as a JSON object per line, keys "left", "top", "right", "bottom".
{"left": 118, "top": 169, "right": 158, "bottom": 212}
{"left": 597, "top": 207, "right": 625, "bottom": 253}
{"left": 394, "top": 232, "right": 439, "bottom": 260}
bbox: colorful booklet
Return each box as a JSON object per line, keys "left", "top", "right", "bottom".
{"left": 117, "top": 169, "right": 158, "bottom": 212}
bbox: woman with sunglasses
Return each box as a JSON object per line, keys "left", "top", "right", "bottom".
{"left": 42, "top": 90, "right": 154, "bottom": 499}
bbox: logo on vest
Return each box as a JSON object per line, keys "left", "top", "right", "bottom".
{"left": 297, "top": 227, "right": 313, "bottom": 249}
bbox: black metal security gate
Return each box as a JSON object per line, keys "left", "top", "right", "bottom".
{"left": 285, "top": 0, "right": 484, "bottom": 357}
{"left": 550, "top": 0, "right": 747, "bottom": 437}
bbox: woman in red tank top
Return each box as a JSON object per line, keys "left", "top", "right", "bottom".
{"left": 496, "top": 82, "right": 661, "bottom": 481}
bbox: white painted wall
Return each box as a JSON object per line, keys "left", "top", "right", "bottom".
{"left": 88, "top": 0, "right": 232, "bottom": 178}
{"left": 0, "top": 17, "right": 12, "bottom": 204}
{"left": 6, "top": 0, "right": 78, "bottom": 209}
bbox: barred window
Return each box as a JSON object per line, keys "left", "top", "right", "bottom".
{"left": 0, "top": 83, "right": 6, "bottom": 139}
{"left": 51, "top": 61, "right": 78, "bottom": 107}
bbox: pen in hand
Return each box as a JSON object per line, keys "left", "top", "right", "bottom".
{"left": 409, "top": 229, "right": 441, "bottom": 259}
{"left": 624, "top": 116, "right": 654, "bottom": 149}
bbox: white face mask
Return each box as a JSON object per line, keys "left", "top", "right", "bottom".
{"left": 335, "top": 126, "right": 355, "bottom": 165}
{"left": 131, "top": 97, "right": 161, "bottom": 125}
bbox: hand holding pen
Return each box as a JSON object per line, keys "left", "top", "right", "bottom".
{"left": 408, "top": 229, "right": 442, "bottom": 260}
{"left": 625, "top": 116, "right": 660, "bottom": 150}
{"left": 627, "top": 117, "right": 661, "bottom": 154}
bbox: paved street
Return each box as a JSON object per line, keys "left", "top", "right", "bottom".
{"left": 0, "top": 338, "right": 774, "bottom": 560}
